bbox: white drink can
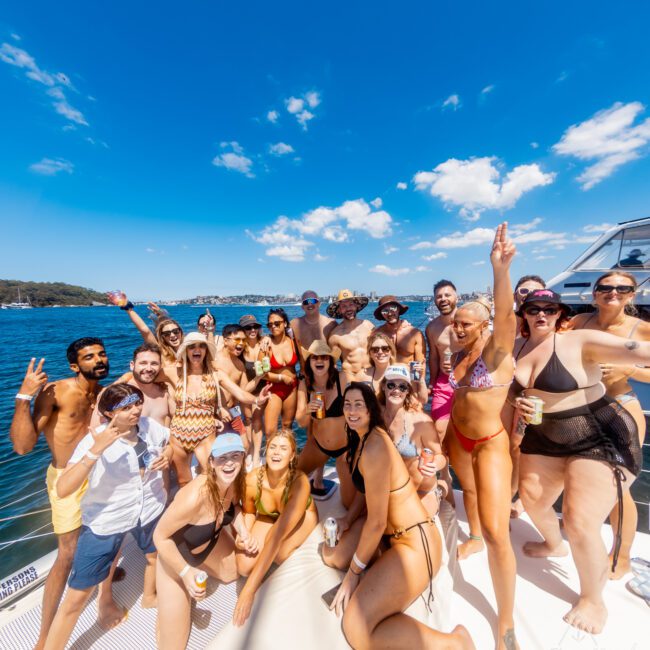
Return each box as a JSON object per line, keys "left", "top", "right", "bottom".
{"left": 323, "top": 517, "right": 338, "bottom": 547}
{"left": 528, "top": 396, "right": 544, "bottom": 425}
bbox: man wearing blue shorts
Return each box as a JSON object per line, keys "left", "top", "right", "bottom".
{"left": 44, "top": 383, "right": 171, "bottom": 649}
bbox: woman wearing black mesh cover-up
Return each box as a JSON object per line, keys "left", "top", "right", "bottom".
{"left": 511, "top": 288, "right": 649, "bottom": 636}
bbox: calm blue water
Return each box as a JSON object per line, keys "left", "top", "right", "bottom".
{"left": 1, "top": 303, "right": 647, "bottom": 578}
{"left": 0, "top": 302, "right": 433, "bottom": 576}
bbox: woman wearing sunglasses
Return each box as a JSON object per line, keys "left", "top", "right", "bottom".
{"left": 358, "top": 332, "right": 396, "bottom": 393}
{"left": 512, "top": 282, "right": 648, "bottom": 634}
{"left": 567, "top": 272, "right": 650, "bottom": 580}
{"left": 238, "top": 315, "right": 268, "bottom": 468}
{"left": 260, "top": 308, "right": 299, "bottom": 435}
{"left": 445, "top": 222, "right": 518, "bottom": 650}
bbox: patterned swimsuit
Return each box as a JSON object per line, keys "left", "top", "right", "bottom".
{"left": 170, "top": 374, "right": 218, "bottom": 452}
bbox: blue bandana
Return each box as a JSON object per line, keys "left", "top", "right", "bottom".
{"left": 110, "top": 392, "right": 141, "bottom": 411}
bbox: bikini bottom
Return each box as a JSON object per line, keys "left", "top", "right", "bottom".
{"left": 451, "top": 419, "right": 505, "bottom": 454}
{"left": 269, "top": 378, "right": 298, "bottom": 402}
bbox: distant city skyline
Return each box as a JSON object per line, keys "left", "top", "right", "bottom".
{"left": 1, "top": 2, "right": 650, "bottom": 300}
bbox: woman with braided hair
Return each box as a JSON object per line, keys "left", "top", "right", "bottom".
{"left": 233, "top": 429, "right": 318, "bottom": 626}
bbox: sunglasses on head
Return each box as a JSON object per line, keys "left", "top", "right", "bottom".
{"left": 243, "top": 324, "right": 261, "bottom": 331}
{"left": 302, "top": 298, "right": 319, "bottom": 305}
{"left": 161, "top": 327, "right": 181, "bottom": 338}
{"left": 267, "top": 320, "right": 284, "bottom": 328}
{"left": 517, "top": 287, "right": 535, "bottom": 295}
{"left": 386, "top": 381, "right": 409, "bottom": 393}
{"left": 524, "top": 306, "right": 559, "bottom": 316}
{"left": 370, "top": 345, "right": 390, "bottom": 353}
{"left": 594, "top": 284, "right": 635, "bottom": 295}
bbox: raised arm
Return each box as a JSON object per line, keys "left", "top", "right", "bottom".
{"left": 10, "top": 359, "right": 51, "bottom": 455}
{"left": 107, "top": 292, "right": 157, "bottom": 345}
{"left": 489, "top": 222, "right": 517, "bottom": 352}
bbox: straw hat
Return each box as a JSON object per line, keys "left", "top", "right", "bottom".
{"left": 304, "top": 339, "right": 341, "bottom": 362}
{"left": 326, "top": 289, "right": 369, "bottom": 318}
{"left": 373, "top": 295, "right": 409, "bottom": 320}
{"left": 175, "top": 331, "right": 217, "bottom": 361}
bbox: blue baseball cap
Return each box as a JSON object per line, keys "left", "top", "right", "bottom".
{"left": 211, "top": 433, "right": 245, "bottom": 458}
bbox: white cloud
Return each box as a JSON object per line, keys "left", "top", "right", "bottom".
{"left": 10, "top": 33, "right": 21, "bottom": 41}
{"left": 370, "top": 197, "right": 383, "bottom": 208}
{"left": 509, "top": 217, "right": 543, "bottom": 235}
{"left": 415, "top": 266, "right": 430, "bottom": 272}
{"left": 28, "top": 157, "right": 74, "bottom": 175}
{"left": 583, "top": 222, "right": 613, "bottom": 233}
{"left": 283, "top": 91, "right": 322, "bottom": 130}
{"left": 553, "top": 101, "right": 650, "bottom": 189}
{"left": 530, "top": 142, "right": 539, "bottom": 149}
{"left": 413, "top": 156, "right": 555, "bottom": 220}
{"left": 305, "top": 91, "right": 321, "bottom": 108}
{"left": 250, "top": 198, "right": 393, "bottom": 261}
{"left": 442, "top": 94, "right": 460, "bottom": 110}
{"left": 269, "top": 142, "right": 294, "bottom": 156}
{"left": 472, "top": 260, "right": 486, "bottom": 266}
{"left": 536, "top": 255, "right": 555, "bottom": 260}
{"left": 422, "top": 252, "right": 447, "bottom": 261}
{"left": 286, "top": 97, "right": 304, "bottom": 114}
{"left": 314, "top": 253, "right": 328, "bottom": 262}
{"left": 53, "top": 98, "right": 88, "bottom": 125}
{"left": 435, "top": 227, "right": 495, "bottom": 249}
{"left": 296, "top": 110, "right": 314, "bottom": 129}
{"left": 212, "top": 141, "right": 254, "bottom": 177}
{"left": 266, "top": 110, "right": 279, "bottom": 123}
{"left": 409, "top": 241, "right": 435, "bottom": 250}
{"left": 396, "top": 181, "right": 408, "bottom": 190}
{"left": 145, "top": 247, "right": 156, "bottom": 253}
{"left": 384, "top": 245, "right": 399, "bottom": 254}
{"left": 370, "top": 265, "right": 411, "bottom": 276}
{"left": 481, "top": 84, "right": 495, "bottom": 95}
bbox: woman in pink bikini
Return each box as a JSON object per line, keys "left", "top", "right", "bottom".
{"left": 447, "top": 223, "right": 518, "bottom": 650}
{"left": 261, "top": 308, "right": 299, "bottom": 435}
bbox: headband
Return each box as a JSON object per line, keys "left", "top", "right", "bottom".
{"left": 110, "top": 392, "right": 141, "bottom": 411}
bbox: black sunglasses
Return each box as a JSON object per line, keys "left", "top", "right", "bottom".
{"left": 524, "top": 306, "right": 559, "bottom": 316}
{"left": 594, "top": 284, "right": 635, "bottom": 295}
{"left": 386, "top": 381, "right": 409, "bottom": 393}
{"left": 161, "top": 327, "right": 181, "bottom": 338}
{"left": 267, "top": 321, "right": 284, "bottom": 328}
{"left": 243, "top": 324, "right": 261, "bottom": 331}
{"left": 370, "top": 345, "right": 391, "bottom": 353}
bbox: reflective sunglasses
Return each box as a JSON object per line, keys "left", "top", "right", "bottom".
{"left": 386, "top": 381, "right": 409, "bottom": 393}
{"left": 161, "top": 327, "right": 181, "bottom": 338}
{"left": 370, "top": 345, "right": 391, "bottom": 353}
{"left": 381, "top": 305, "right": 399, "bottom": 313}
{"left": 227, "top": 337, "right": 246, "bottom": 343}
{"left": 267, "top": 320, "right": 284, "bottom": 328}
{"left": 524, "top": 306, "right": 559, "bottom": 316}
{"left": 302, "top": 298, "right": 319, "bottom": 305}
{"left": 594, "top": 284, "right": 635, "bottom": 295}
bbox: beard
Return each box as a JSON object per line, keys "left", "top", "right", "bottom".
{"left": 80, "top": 362, "right": 110, "bottom": 380}
{"left": 133, "top": 369, "right": 157, "bottom": 384}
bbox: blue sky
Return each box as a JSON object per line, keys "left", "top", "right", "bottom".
{"left": 1, "top": 1, "right": 650, "bottom": 300}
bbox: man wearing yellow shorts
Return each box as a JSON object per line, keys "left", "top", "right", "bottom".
{"left": 10, "top": 338, "right": 125, "bottom": 649}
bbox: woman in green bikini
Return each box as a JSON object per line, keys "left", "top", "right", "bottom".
{"left": 233, "top": 429, "right": 318, "bottom": 626}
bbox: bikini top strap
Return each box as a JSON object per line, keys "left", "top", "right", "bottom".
{"left": 514, "top": 337, "right": 529, "bottom": 360}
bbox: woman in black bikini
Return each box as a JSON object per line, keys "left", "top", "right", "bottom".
{"left": 513, "top": 287, "right": 649, "bottom": 635}
{"left": 323, "top": 382, "right": 474, "bottom": 650}
{"left": 154, "top": 434, "right": 258, "bottom": 650}
{"left": 295, "top": 340, "right": 356, "bottom": 507}
{"left": 233, "top": 429, "right": 318, "bottom": 626}
{"left": 570, "top": 271, "right": 650, "bottom": 579}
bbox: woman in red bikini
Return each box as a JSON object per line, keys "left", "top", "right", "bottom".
{"left": 447, "top": 223, "right": 518, "bottom": 650}
{"left": 260, "top": 308, "right": 299, "bottom": 435}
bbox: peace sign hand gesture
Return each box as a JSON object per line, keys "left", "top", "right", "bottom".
{"left": 490, "top": 222, "right": 516, "bottom": 269}
{"left": 19, "top": 358, "right": 48, "bottom": 397}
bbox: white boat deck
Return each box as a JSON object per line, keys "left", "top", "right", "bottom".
{"left": 1, "top": 485, "right": 649, "bottom": 649}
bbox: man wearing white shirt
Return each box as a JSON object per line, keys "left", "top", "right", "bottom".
{"left": 44, "top": 384, "right": 172, "bottom": 650}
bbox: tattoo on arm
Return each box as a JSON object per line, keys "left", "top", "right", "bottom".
{"left": 503, "top": 628, "right": 516, "bottom": 650}
{"left": 625, "top": 340, "right": 639, "bottom": 351}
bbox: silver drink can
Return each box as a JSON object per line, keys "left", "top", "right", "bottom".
{"left": 443, "top": 350, "right": 453, "bottom": 363}
{"left": 528, "top": 396, "right": 544, "bottom": 425}
{"left": 409, "top": 361, "right": 420, "bottom": 381}
{"left": 323, "top": 517, "right": 338, "bottom": 547}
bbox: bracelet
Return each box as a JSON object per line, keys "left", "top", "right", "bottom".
{"left": 179, "top": 564, "right": 191, "bottom": 578}
{"left": 120, "top": 301, "right": 134, "bottom": 311}
{"left": 352, "top": 553, "right": 367, "bottom": 571}
{"left": 85, "top": 450, "right": 100, "bottom": 460}
{"left": 15, "top": 393, "right": 34, "bottom": 401}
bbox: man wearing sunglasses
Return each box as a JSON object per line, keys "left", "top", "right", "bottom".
{"left": 289, "top": 291, "right": 336, "bottom": 371}
{"left": 372, "top": 295, "right": 425, "bottom": 365}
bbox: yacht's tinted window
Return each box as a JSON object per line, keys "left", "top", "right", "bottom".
{"left": 618, "top": 225, "right": 650, "bottom": 268}
{"left": 576, "top": 232, "right": 622, "bottom": 270}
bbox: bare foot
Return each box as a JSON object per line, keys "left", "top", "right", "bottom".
{"left": 141, "top": 594, "right": 157, "bottom": 609}
{"left": 451, "top": 624, "right": 476, "bottom": 649}
{"left": 523, "top": 540, "right": 568, "bottom": 558}
{"left": 608, "top": 553, "right": 631, "bottom": 580}
{"left": 510, "top": 498, "right": 524, "bottom": 519}
{"left": 497, "top": 626, "right": 519, "bottom": 650}
{"left": 563, "top": 597, "right": 607, "bottom": 634}
{"left": 98, "top": 599, "right": 128, "bottom": 630}
{"left": 458, "top": 537, "right": 484, "bottom": 560}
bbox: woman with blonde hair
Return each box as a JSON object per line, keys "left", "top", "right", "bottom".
{"left": 233, "top": 429, "right": 318, "bottom": 626}
{"left": 154, "top": 434, "right": 258, "bottom": 650}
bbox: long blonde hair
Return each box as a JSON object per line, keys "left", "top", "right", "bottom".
{"left": 260, "top": 429, "right": 298, "bottom": 503}
{"left": 367, "top": 331, "right": 397, "bottom": 367}
{"left": 204, "top": 455, "right": 246, "bottom": 519}
{"left": 155, "top": 318, "right": 184, "bottom": 364}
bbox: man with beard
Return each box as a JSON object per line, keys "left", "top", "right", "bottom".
{"left": 214, "top": 324, "right": 248, "bottom": 437}
{"left": 10, "top": 338, "right": 125, "bottom": 648}
{"left": 290, "top": 290, "right": 337, "bottom": 370}
{"left": 372, "top": 295, "right": 426, "bottom": 363}
{"left": 425, "top": 280, "right": 458, "bottom": 440}
{"left": 327, "top": 289, "right": 375, "bottom": 380}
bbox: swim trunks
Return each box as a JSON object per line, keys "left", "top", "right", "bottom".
{"left": 431, "top": 373, "right": 453, "bottom": 421}
{"left": 46, "top": 464, "right": 88, "bottom": 535}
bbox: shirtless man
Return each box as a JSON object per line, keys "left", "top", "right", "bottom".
{"left": 327, "top": 289, "right": 375, "bottom": 380}
{"left": 214, "top": 324, "right": 248, "bottom": 436}
{"left": 373, "top": 295, "right": 426, "bottom": 363}
{"left": 289, "top": 290, "right": 337, "bottom": 370}
{"left": 9, "top": 338, "right": 123, "bottom": 649}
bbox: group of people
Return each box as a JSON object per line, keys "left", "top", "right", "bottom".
{"left": 8, "top": 221, "right": 649, "bottom": 650}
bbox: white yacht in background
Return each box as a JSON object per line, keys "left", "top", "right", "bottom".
{"left": 1, "top": 289, "right": 32, "bottom": 310}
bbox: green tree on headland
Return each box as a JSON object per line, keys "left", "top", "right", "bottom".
{"left": 0, "top": 280, "right": 108, "bottom": 307}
